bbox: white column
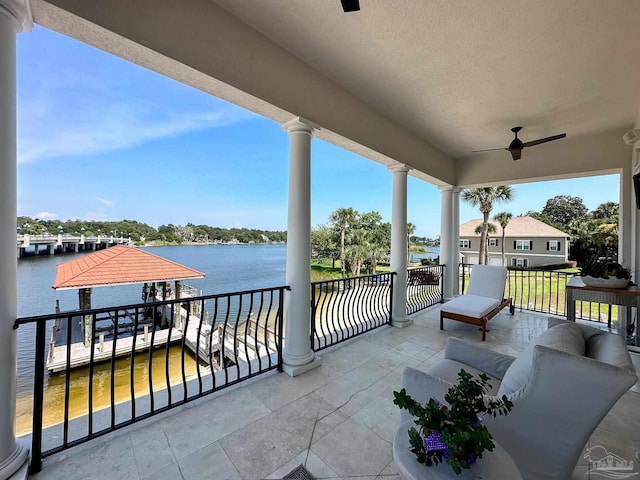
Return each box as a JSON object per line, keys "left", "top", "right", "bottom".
{"left": 389, "top": 164, "right": 411, "bottom": 327}
{"left": 282, "top": 117, "right": 321, "bottom": 376}
{"left": 439, "top": 186, "right": 454, "bottom": 300}
{"left": 0, "top": 0, "right": 32, "bottom": 477}
{"left": 619, "top": 165, "right": 632, "bottom": 267}
{"left": 630, "top": 146, "right": 640, "bottom": 282}
{"left": 451, "top": 188, "right": 461, "bottom": 296}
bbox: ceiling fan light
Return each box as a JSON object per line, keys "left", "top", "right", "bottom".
{"left": 509, "top": 138, "right": 524, "bottom": 150}
{"left": 341, "top": 0, "right": 360, "bottom": 12}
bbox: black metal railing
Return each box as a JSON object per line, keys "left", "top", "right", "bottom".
{"left": 15, "top": 285, "right": 287, "bottom": 473}
{"left": 407, "top": 265, "right": 445, "bottom": 315}
{"left": 311, "top": 272, "right": 394, "bottom": 351}
{"left": 459, "top": 264, "right": 617, "bottom": 325}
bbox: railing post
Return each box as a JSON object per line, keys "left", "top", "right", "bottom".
{"left": 460, "top": 263, "right": 466, "bottom": 294}
{"left": 441, "top": 265, "right": 446, "bottom": 303}
{"left": 389, "top": 273, "right": 395, "bottom": 325}
{"left": 310, "top": 283, "right": 316, "bottom": 351}
{"left": 277, "top": 287, "right": 286, "bottom": 372}
{"left": 30, "top": 319, "right": 46, "bottom": 473}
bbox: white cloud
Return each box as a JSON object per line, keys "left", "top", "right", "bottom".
{"left": 17, "top": 62, "right": 256, "bottom": 164}
{"left": 96, "top": 197, "right": 115, "bottom": 206}
{"left": 19, "top": 105, "right": 253, "bottom": 164}
{"left": 34, "top": 211, "right": 58, "bottom": 219}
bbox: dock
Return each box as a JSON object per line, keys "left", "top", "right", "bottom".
{"left": 47, "top": 305, "right": 278, "bottom": 373}
{"left": 17, "top": 233, "right": 129, "bottom": 258}
{"left": 47, "top": 318, "right": 184, "bottom": 372}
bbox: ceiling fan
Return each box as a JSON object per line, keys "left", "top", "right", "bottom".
{"left": 473, "top": 126, "right": 567, "bottom": 160}
{"left": 341, "top": 0, "right": 360, "bottom": 12}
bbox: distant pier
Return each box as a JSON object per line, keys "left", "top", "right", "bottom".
{"left": 17, "top": 234, "right": 130, "bottom": 258}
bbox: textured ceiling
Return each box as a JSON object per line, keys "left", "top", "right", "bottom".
{"left": 211, "top": 0, "right": 640, "bottom": 159}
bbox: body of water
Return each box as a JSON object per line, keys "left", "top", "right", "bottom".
{"left": 18, "top": 244, "right": 287, "bottom": 318}
{"left": 410, "top": 247, "right": 440, "bottom": 262}
{"left": 15, "top": 244, "right": 287, "bottom": 434}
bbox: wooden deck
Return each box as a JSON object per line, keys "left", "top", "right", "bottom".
{"left": 47, "top": 316, "right": 183, "bottom": 372}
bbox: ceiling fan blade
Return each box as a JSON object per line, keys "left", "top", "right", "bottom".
{"left": 510, "top": 149, "right": 522, "bottom": 161}
{"left": 523, "top": 133, "right": 566, "bottom": 148}
{"left": 471, "top": 147, "right": 508, "bottom": 153}
{"left": 341, "top": 0, "right": 360, "bottom": 12}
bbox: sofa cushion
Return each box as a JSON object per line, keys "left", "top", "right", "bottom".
{"left": 426, "top": 359, "right": 501, "bottom": 396}
{"left": 586, "top": 332, "right": 635, "bottom": 370}
{"left": 498, "top": 322, "right": 586, "bottom": 396}
{"left": 441, "top": 294, "right": 501, "bottom": 318}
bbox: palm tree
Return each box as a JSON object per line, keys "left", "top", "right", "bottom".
{"left": 475, "top": 223, "right": 497, "bottom": 264}
{"left": 494, "top": 211, "right": 513, "bottom": 267}
{"left": 462, "top": 186, "right": 513, "bottom": 264}
{"left": 330, "top": 207, "right": 357, "bottom": 277}
{"left": 407, "top": 222, "right": 416, "bottom": 263}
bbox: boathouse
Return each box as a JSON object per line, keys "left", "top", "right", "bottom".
{"left": 50, "top": 246, "right": 205, "bottom": 369}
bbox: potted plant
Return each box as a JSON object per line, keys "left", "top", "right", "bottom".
{"left": 393, "top": 369, "right": 513, "bottom": 475}
{"left": 578, "top": 250, "right": 631, "bottom": 288}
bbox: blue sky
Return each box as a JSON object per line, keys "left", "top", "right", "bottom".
{"left": 16, "top": 27, "right": 620, "bottom": 239}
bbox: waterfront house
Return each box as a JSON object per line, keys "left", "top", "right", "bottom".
{"left": 1, "top": 1, "right": 639, "bottom": 479}
{"left": 459, "top": 217, "right": 571, "bottom": 268}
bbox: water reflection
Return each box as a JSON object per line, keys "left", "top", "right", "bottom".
{"left": 16, "top": 344, "right": 197, "bottom": 436}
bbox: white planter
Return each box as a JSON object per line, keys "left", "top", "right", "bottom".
{"left": 581, "top": 276, "right": 630, "bottom": 289}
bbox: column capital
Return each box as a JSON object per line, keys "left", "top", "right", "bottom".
{"left": 0, "top": 0, "right": 33, "bottom": 32}
{"left": 282, "top": 116, "right": 321, "bottom": 135}
{"left": 452, "top": 187, "right": 463, "bottom": 194}
{"left": 388, "top": 163, "right": 411, "bottom": 174}
{"left": 438, "top": 184, "right": 454, "bottom": 192}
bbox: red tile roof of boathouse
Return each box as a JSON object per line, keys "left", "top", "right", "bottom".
{"left": 52, "top": 245, "right": 205, "bottom": 290}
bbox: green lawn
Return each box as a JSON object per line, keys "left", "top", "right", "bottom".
{"left": 461, "top": 268, "right": 619, "bottom": 324}
{"left": 310, "top": 259, "right": 391, "bottom": 282}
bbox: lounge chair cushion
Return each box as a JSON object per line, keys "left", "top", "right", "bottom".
{"left": 440, "top": 294, "right": 501, "bottom": 318}
{"left": 466, "top": 264, "right": 509, "bottom": 299}
{"left": 498, "top": 322, "right": 586, "bottom": 396}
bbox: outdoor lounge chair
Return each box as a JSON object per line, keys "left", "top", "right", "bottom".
{"left": 440, "top": 264, "right": 514, "bottom": 340}
{"left": 399, "top": 322, "right": 638, "bottom": 480}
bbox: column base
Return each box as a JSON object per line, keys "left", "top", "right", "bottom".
{"left": 0, "top": 439, "right": 29, "bottom": 480}
{"left": 282, "top": 354, "right": 322, "bottom": 377}
{"left": 392, "top": 317, "right": 413, "bottom": 328}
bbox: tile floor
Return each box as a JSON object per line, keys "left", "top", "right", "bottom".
{"left": 29, "top": 306, "right": 640, "bottom": 480}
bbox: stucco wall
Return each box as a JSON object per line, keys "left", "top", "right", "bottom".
{"left": 460, "top": 235, "right": 569, "bottom": 267}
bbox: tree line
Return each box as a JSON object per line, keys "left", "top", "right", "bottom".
{"left": 16, "top": 216, "right": 287, "bottom": 245}
{"left": 526, "top": 195, "right": 619, "bottom": 262}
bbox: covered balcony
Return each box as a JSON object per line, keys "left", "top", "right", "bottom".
{"left": 1, "top": 1, "right": 640, "bottom": 479}
{"left": 29, "top": 306, "right": 640, "bottom": 480}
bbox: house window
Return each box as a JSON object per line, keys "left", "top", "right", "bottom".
{"left": 512, "top": 258, "right": 528, "bottom": 268}
{"left": 460, "top": 239, "right": 470, "bottom": 248}
{"left": 515, "top": 240, "right": 532, "bottom": 251}
{"left": 488, "top": 238, "right": 498, "bottom": 247}
{"left": 547, "top": 240, "right": 561, "bottom": 251}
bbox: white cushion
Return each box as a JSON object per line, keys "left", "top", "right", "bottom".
{"left": 441, "top": 294, "right": 501, "bottom": 318}
{"left": 466, "top": 265, "right": 508, "bottom": 299}
{"left": 498, "top": 322, "right": 586, "bottom": 396}
{"left": 426, "top": 359, "right": 501, "bottom": 396}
